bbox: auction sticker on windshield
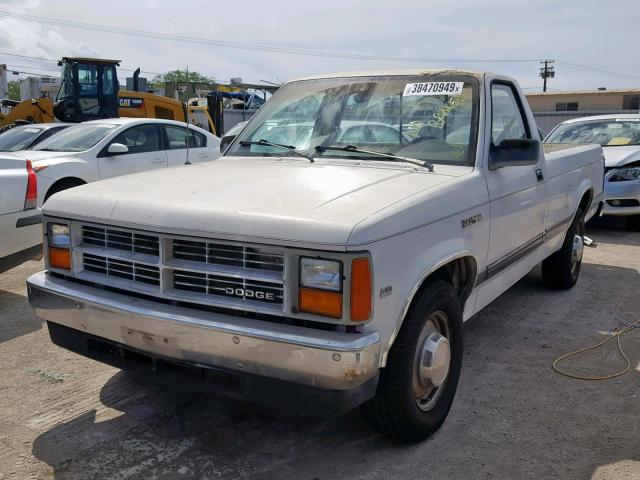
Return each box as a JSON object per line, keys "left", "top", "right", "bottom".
{"left": 403, "top": 82, "right": 464, "bottom": 96}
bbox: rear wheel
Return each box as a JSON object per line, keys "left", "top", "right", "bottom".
{"left": 542, "top": 208, "right": 585, "bottom": 289}
{"left": 364, "top": 280, "right": 463, "bottom": 442}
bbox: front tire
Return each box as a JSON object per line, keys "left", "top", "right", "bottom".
{"left": 542, "top": 208, "right": 585, "bottom": 289}
{"left": 364, "top": 280, "right": 463, "bottom": 442}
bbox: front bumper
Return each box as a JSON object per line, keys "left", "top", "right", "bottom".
{"left": 27, "top": 272, "right": 381, "bottom": 411}
{"left": 603, "top": 178, "right": 640, "bottom": 216}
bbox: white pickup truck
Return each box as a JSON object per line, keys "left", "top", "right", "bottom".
{"left": 27, "top": 69, "right": 604, "bottom": 441}
{"left": 0, "top": 154, "right": 42, "bottom": 273}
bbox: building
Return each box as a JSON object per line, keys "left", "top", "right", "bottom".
{"left": 19, "top": 76, "right": 60, "bottom": 101}
{"left": 526, "top": 88, "right": 640, "bottom": 133}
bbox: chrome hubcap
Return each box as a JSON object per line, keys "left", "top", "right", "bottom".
{"left": 419, "top": 332, "right": 451, "bottom": 388}
{"left": 571, "top": 234, "right": 584, "bottom": 266}
{"left": 413, "top": 311, "right": 451, "bottom": 412}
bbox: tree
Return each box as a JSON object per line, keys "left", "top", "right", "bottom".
{"left": 7, "top": 80, "right": 20, "bottom": 101}
{"left": 149, "top": 70, "right": 215, "bottom": 89}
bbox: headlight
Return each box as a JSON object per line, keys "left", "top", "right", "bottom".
{"left": 299, "top": 258, "right": 342, "bottom": 292}
{"left": 610, "top": 167, "right": 640, "bottom": 181}
{"left": 48, "top": 223, "right": 70, "bottom": 248}
{"left": 47, "top": 222, "right": 71, "bottom": 270}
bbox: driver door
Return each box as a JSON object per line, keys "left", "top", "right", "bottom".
{"left": 483, "top": 82, "right": 547, "bottom": 277}
{"left": 97, "top": 123, "right": 167, "bottom": 179}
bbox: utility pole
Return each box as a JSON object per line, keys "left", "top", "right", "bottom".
{"left": 539, "top": 60, "right": 555, "bottom": 92}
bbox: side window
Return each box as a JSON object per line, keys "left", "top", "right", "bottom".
{"left": 164, "top": 125, "right": 188, "bottom": 150}
{"left": 111, "top": 124, "right": 161, "bottom": 154}
{"left": 164, "top": 126, "right": 207, "bottom": 149}
{"left": 77, "top": 64, "right": 98, "bottom": 97}
{"left": 188, "top": 130, "right": 206, "bottom": 148}
{"left": 102, "top": 67, "right": 116, "bottom": 96}
{"left": 491, "top": 84, "right": 529, "bottom": 145}
{"left": 34, "top": 127, "right": 68, "bottom": 144}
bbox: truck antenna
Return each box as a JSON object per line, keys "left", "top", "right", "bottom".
{"left": 184, "top": 65, "right": 191, "bottom": 165}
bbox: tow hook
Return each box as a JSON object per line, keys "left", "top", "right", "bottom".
{"left": 583, "top": 235, "right": 597, "bottom": 248}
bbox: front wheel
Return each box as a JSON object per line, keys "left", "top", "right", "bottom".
{"left": 364, "top": 280, "right": 463, "bottom": 442}
{"left": 542, "top": 208, "right": 585, "bottom": 289}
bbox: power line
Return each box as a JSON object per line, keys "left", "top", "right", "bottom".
{"left": 0, "top": 11, "right": 539, "bottom": 64}
{"left": 4, "top": 66, "right": 58, "bottom": 77}
{"left": 0, "top": 51, "right": 162, "bottom": 76}
{"left": 556, "top": 60, "right": 640, "bottom": 82}
{"left": 2, "top": 12, "right": 639, "bottom": 84}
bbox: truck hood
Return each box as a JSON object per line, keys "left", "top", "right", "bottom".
{"left": 602, "top": 146, "right": 640, "bottom": 168}
{"left": 43, "top": 157, "right": 465, "bottom": 246}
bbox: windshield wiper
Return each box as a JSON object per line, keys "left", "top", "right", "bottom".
{"left": 239, "top": 139, "right": 314, "bottom": 163}
{"left": 315, "top": 145, "right": 434, "bottom": 172}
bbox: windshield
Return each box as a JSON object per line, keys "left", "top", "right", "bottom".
{"left": 546, "top": 119, "right": 640, "bottom": 147}
{"left": 0, "top": 127, "right": 43, "bottom": 152}
{"left": 225, "top": 75, "right": 479, "bottom": 166}
{"left": 35, "top": 124, "right": 117, "bottom": 152}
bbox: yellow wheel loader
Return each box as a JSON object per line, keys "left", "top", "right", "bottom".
{"left": 0, "top": 57, "right": 216, "bottom": 134}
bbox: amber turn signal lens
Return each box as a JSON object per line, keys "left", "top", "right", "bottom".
{"left": 299, "top": 287, "right": 343, "bottom": 318}
{"left": 49, "top": 247, "right": 71, "bottom": 270}
{"left": 350, "top": 258, "right": 372, "bottom": 322}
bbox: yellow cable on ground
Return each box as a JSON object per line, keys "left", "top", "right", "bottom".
{"left": 552, "top": 319, "right": 640, "bottom": 380}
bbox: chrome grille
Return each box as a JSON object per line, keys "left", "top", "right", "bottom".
{"left": 172, "top": 239, "right": 283, "bottom": 272}
{"left": 83, "top": 253, "right": 160, "bottom": 286}
{"left": 82, "top": 225, "right": 159, "bottom": 257}
{"left": 74, "top": 222, "right": 286, "bottom": 313}
{"left": 172, "top": 270, "right": 283, "bottom": 304}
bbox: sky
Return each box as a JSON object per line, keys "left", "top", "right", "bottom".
{"left": 0, "top": 0, "right": 639, "bottom": 92}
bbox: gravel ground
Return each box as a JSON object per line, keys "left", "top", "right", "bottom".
{"left": 0, "top": 218, "right": 639, "bottom": 480}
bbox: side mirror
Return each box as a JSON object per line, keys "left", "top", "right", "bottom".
{"left": 107, "top": 143, "right": 129, "bottom": 155}
{"left": 220, "top": 134, "right": 236, "bottom": 153}
{"left": 489, "top": 138, "right": 540, "bottom": 170}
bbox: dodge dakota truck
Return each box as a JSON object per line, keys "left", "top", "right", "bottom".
{"left": 27, "top": 69, "right": 604, "bottom": 441}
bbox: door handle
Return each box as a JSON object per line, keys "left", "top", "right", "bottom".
{"left": 198, "top": 153, "right": 208, "bottom": 159}
{"left": 535, "top": 168, "right": 544, "bottom": 182}
{"left": 151, "top": 158, "right": 165, "bottom": 164}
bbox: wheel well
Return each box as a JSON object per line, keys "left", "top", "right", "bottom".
{"left": 413, "top": 256, "right": 477, "bottom": 312}
{"left": 382, "top": 256, "right": 477, "bottom": 366}
{"left": 45, "top": 177, "right": 86, "bottom": 201}
{"left": 578, "top": 189, "right": 593, "bottom": 215}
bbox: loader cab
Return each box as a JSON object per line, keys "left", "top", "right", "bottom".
{"left": 53, "top": 58, "right": 120, "bottom": 123}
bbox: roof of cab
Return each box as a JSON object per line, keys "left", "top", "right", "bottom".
{"left": 289, "top": 68, "right": 487, "bottom": 83}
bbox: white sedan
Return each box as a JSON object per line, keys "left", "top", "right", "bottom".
{"left": 12, "top": 118, "right": 221, "bottom": 204}
{"left": 545, "top": 114, "right": 640, "bottom": 230}
{"left": 0, "top": 154, "right": 41, "bottom": 273}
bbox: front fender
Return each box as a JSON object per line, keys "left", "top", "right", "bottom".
{"left": 380, "top": 248, "right": 479, "bottom": 367}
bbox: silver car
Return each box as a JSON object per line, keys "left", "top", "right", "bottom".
{"left": 545, "top": 114, "right": 640, "bottom": 230}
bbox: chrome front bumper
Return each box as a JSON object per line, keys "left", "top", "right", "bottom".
{"left": 27, "top": 272, "right": 380, "bottom": 392}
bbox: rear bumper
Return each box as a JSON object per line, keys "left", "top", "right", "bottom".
{"left": 603, "top": 178, "right": 640, "bottom": 216}
{"left": 27, "top": 272, "right": 380, "bottom": 411}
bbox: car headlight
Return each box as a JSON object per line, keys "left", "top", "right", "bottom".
{"left": 298, "top": 258, "right": 343, "bottom": 318}
{"left": 48, "top": 223, "right": 70, "bottom": 248}
{"left": 299, "top": 258, "right": 342, "bottom": 292}
{"left": 47, "top": 222, "right": 71, "bottom": 270}
{"left": 610, "top": 167, "right": 640, "bottom": 181}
